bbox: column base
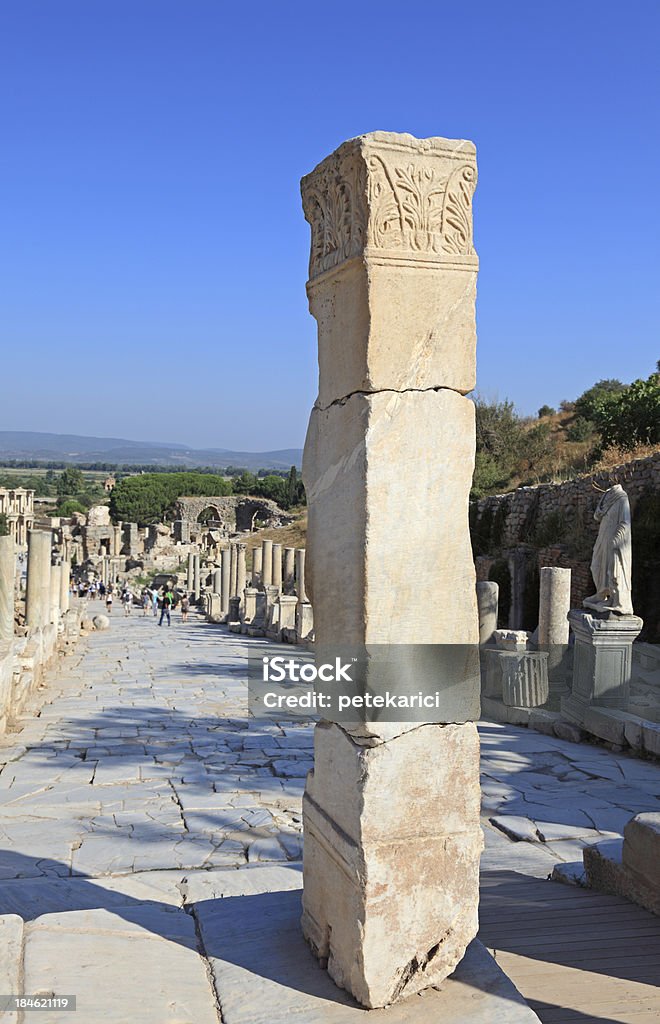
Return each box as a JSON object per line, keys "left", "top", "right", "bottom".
{"left": 301, "top": 720, "right": 482, "bottom": 1008}
{"left": 562, "top": 609, "right": 643, "bottom": 725}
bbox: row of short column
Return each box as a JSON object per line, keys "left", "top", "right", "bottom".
{"left": 0, "top": 530, "right": 71, "bottom": 642}
{"left": 250, "top": 541, "right": 306, "bottom": 600}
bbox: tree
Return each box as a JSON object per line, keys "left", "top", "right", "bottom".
{"left": 591, "top": 372, "right": 660, "bottom": 449}
{"left": 57, "top": 466, "right": 84, "bottom": 499}
{"left": 537, "top": 405, "right": 555, "bottom": 418}
{"left": 109, "top": 472, "right": 233, "bottom": 524}
{"left": 574, "top": 379, "right": 626, "bottom": 423}
{"left": 472, "top": 397, "right": 528, "bottom": 497}
{"left": 56, "top": 499, "right": 87, "bottom": 517}
{"left": 256, "top": 474, "right": 287, "bottom": 506}
{"left": 232, "top": 471, "right": 258, "bottom": 495}
{"left": 0, "top": 513, "right": 8, "bottom": 537}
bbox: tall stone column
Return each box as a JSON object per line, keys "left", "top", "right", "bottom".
{"left": 251, "top": 545, "right": 262, "bottom": 587}
{"left": 271, "top": 543, "right": 283, "bottom": 591}
{"left": 236, "top": 543, "right": 247, "bottom": 597}
{"left": 49, "top": 564, "right": 62, "bottom": 625}
{"left": 283, "top": 547, "right": 296, "bottom": 593}
{"left": 229, "top": 543, "right": 238, "bottom": 598}
{"left": 300, "top": 132, "right": 482, "bottom": 1008}
{"left": 193, "top": 554, "right": 201, "bottom": 599}
{"left": 539, "top": 566, "right": 571, "bottom": 697}
{"left": 261, "top": 540, "right": 273, "bottom": 587}
{"left": 26, "top": 530, "right": 52, "bottom": 630}
{"left": 476, "top": 581, "right": 498, "bottom": 644}
{"left": 213, "top": 568, "right": 222, "bottom": 595}
{"left": 294, "top": 548, "right": 306, "bottom": 601}
{"left": 60, "top": 559, "right": 70, "bottom": 614}
{"left": 187, "top": 552, "right": 195, "bottom": 592}
{"left": 220, "top": 547, "right": 231, "bottom": 617}
{"left": 0, "top": 535, "right": 15, "bottom": 645}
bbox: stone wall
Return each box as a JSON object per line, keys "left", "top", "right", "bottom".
{"left": 174, "top": 496, "right": 292, "bottom": 532}
{"left": 471, "top": 453, "right": 660, "bottom": 641}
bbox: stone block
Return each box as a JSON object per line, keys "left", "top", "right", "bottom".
{"left": 528, "top": 708, "right": 560, "bottom": 736}
{"left": 583, "top": 706, "right": 633, "bottom": 745}
{"left": 304, "top": 389, "right": 477, "bottom": 652}
{"left": 301, "top": 721, "right": 482, "bottom": 1008}
{"left": 303, "top": 132, "right": 478, "bottom": 408}
{"left": 622, "top": 813, "right": 660, "bottom": 892}
{"left": 553, "top": 719, "right": 584, "bottom": 744}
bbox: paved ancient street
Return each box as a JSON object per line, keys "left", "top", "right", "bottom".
{"left": 0, "top": 608, "right": 658, "bottom": 1023}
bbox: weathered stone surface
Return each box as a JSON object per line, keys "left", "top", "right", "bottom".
{"left": 300, "top": 131, "right": 481, "bottom": 1009}
{"left": 622, "top": 812, "right": 660, "bottom": 893}
{"left": 304, "top": 389, "right": 477, "bottom": 650}
{"left": 23, "top": 908, "right": 218, "bottom": 1023}
{"left": 302, "top": 722, "right": 482, "bottom": 1007}
{"left": 92, "top": 614, "right": 110, "bottom": 631}
{"left": 0, "top": 914, "right": 23, "bottom": 1022}
{"left": 476, "top": 581, "right": 498, "bottom": 645}
{"left": 302, "top": 132, "right": 478, "bottom": 407}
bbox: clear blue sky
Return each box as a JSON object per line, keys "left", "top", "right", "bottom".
{"left": 1, "top": 1, "right": 658, "bottom": 451}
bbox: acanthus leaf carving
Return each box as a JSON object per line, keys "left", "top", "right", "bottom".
{"left": 303, "top": 148, "right": 476, "bottom": 278}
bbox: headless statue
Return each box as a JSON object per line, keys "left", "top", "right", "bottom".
{"left": 583, "top": 484, "right": 633, "bottom": 616}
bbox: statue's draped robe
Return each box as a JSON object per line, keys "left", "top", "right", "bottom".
{"left": 584, "top": 484, "right": 633, "bottom": 616}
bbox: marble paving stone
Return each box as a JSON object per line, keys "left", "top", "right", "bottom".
{"left": 24, "top": 907, "right": 218, "bottom": 1024}
{"left": 194, "top": 886, "right": 539, "bottom": 1024}
{"left": 0, "top": 914, "right": 23, "bottom": 1022}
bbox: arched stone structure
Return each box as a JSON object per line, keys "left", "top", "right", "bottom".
{"left": 174, "top": 496, "right": 291, "bottom": 533}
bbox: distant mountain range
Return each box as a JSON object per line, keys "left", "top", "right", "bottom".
{"left": 0, "top": 431, "right": 303, "bottom": 471}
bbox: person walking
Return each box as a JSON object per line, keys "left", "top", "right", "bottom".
{"left": 151, "top": 588, "right": 159, "bottom": 618}
{"left": 122, "top": 589, "right": 132, "bottom": 616}
{"left": 105, "top": 589, "right": 113, "bottom": 614}
{"left": 158, "top": 587, "right": 173, "bottom": 627}
{"left": 142, "top": 590, "right": 150, "bottom": 616}
{"left": 180, "top": 592, "right": 190, "bottom": 623}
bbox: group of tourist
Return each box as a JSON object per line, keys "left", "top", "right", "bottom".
{"left": 68, "top": 576, "right": 192, "bottom": 626}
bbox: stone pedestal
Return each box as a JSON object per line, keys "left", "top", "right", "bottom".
{"left": 228, "top": 595, "right": 241, "bottom": 625}
{"left": 0, "top": 535, "right": 15, "bottom": 645}
{"left": 539, "top": 567, "right": 571, "bottom": 696}
{"left": 206, "top": 593, "right": 223, "bottom": 623}
{"left": 241, "top": 588, "right": 258, "bottom": 632}
{"left": 295, "top": 599, "right": 314, "bottom": 643}
{"left": 562, "top": 610, "right": 644, "bottom": 725}
{"left": 26, "top": 530, "right": 52, "bottom": 630}
{"left": 246, "top": 591, "right": 267, "bottom": 636}
{"left": 476, "top": 581, "right": 498, "bottom": 645}
{"left": 300, "top": 132, "right": 481, "bottom": 1008}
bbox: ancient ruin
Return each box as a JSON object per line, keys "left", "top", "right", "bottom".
{"left": 299, "top": 131, "right": 482, "bottom": 1008}
{"left": 0, "top": 488, "right": 34, "bottom": 546}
